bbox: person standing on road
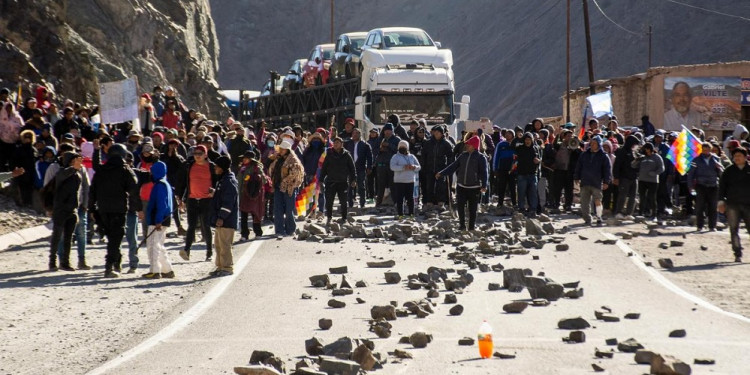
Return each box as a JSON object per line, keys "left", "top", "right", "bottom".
{"left": 688, "top": 142, "right": 723, "bottom": 231}
{"left": 238, "top": 150, "right": 266, "bottom": 241}
{"left": 493, "top": 130, "right": 517, "bottom": 209}
{"left": 574, "top": 135, "right": 612, "bottom": 225}
{"left": 390, "top": 140, "right": 421, "bottom": 219}
{"left": 209, "top": 156, "right": 239, "bottom": 276}
{"left": 514, "top": 132, "right": 541, "bottom": 217}
{"left": 344, "top": 128, "right": 371, "bottom": 209}
{"left": 177, "top": 145, "right": 217, "bottom": 262}
{"left": 612, "top": 135, "right": 640, "bottom": 219}
{"left": 49, "top": 152, "right": 83, "bottom": 272}
{"left": 718, "top": 147, "right": 750, "bottom": 263}
{"left": 632, "top": 143, "right": 664, "bottom": 221}
{"left": 321, "top": 137, "right": 357, "bottom": 226}
{"left": 422, "top": 125, "right": 454, "bottom": 208}
{"left": 268, "top": 140, "right": 304, "bottom": 237}
{"left": 436, "top": 136, "right": 488, "bottom": 231}
{"left": 388, "top": 114, "right": 409, "bottom": 141}
{"left": 366, "top": 128, "right": 380, "bottom": 202}
{"left": 89, "top": 144, "right": 140, "bottom": 278}
{"left": 141, "top": 161, "right": 175, "bottom": 279}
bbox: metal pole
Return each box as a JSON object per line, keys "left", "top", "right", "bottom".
{"left": 566, "top": 0, "right": 571, "bottom": 123}
{"left": 582, "top": 0, "right": 595, "bottom": 95}
{"left": 330, "top": 0, "right": 335, "bottom": 43}
{"left": 647, "top": 25, "right": 652, "bottom": 68}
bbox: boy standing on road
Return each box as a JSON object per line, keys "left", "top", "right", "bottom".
{"left": 210, "top": 156, "right": 239, "bottom": 276}
{"left": 142, "top": 161, "right": 175, "bottom": 279}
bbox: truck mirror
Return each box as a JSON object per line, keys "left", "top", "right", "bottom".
{"left": 458, "top": 103, "right": 469, "bottom": 121}
{"left": 354, "top": 96, "right": 364, "bottom": 121}
{"left": 461, "top": 95, "right": 471, "bottom": 104}
{"left": 435, "top": 41, "right": 442, "bottom": 49}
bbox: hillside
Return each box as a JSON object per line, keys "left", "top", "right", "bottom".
{"left": 210, "top": 0, "right": 750, "bottom": 125}
{"left": 0, "top": 0, "right": 225, "bottom": 115}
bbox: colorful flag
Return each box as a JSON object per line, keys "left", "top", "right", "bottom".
{"left": 666, "top": 125, "right": 702, "bottom": 175}
{"left": 578, "top": 105, "right": 589, "bottom": 139}
{"left": 295, "top": 176, "right": 318, "bottom": 217}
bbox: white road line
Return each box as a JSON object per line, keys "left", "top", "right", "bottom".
{"left": 85, "top": 239, "right": 265, "bottom": 375}
{"left": 598, "top": 231, "right": 750, "bottom": 324}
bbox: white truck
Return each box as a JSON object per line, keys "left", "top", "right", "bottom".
{"left": 354, "top": 27, "right": 469, "bottom": 137}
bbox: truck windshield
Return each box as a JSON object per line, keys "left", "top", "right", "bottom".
{"left": 383, "top": 31, "right": 434, "bottom": 47}
{"left": 370, "top": 93, "right": 453, "bottom": 125}
{"left": 350, "top": 37, "right": 366, "bottom": 53}
{"left": 322, "top": 47, "right": 334, "bottom": 60}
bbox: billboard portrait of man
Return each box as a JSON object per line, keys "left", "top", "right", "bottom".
{"left": 664, "top": 80, "right": 702, "bottom": 131}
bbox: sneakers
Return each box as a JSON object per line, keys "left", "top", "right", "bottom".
{"left": 127, "top": 267, "right": 137, "bottom": 274}
{"left": 161, "top": 271, "right": 175, "bottom": 279}
{"left": 141, "top": 272, "right": 162, "bottom": 279}
{"left": 240, "top": 236, "right": 249, "bottom": 242}
{"left": 596, "top": 217, "right": 603, "bottom": 226}
{"left": 735, "top": 255, "right": 743, "bottom": 263}
{"left": 209, "top": 269, "right": 221, "bottom": 277}
{"left": 60, "top": 265, "right": 76, "bottom": 272}
{"left": 217, "top": 270, "right": 234, "bottom": 277}
{"left": 615, "top": 213, "right": 625, "bottom": 220}
{"left": 104, "top": 271, "right": 120, "bottom": 278}
{"left": 77, "top": 260, "right": 92, "bottom": 270}
{"left": 179, "top": 249, "right": 190, "bottom": 261}
{"left": 205, "top": 256, "right": 212, "bottom": 262}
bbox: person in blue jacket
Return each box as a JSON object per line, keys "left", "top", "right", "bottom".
{"left": 209, "top": 156, "right": 239, "bottom": 277}
{"left": 142, "top": 161, "right": 175, "bottom": 279}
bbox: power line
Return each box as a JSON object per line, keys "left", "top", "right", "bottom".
{"left": 591, "top": 0, "right": 644, "bottom": 36}
{"left": 663, "top": 0, "right": 750, "bottom": 23}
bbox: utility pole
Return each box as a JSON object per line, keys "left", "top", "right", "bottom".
{"left": 647, "top": 25, "right": 652, "bottom": 68}
{"left": 582, "top": 0, "right": 595, "bottom": 95}
{"left": 330, "top": 0, "right": 335, "bottom": 43}
{"left": 566, "top": 0, "right": 571, "bottom": 123}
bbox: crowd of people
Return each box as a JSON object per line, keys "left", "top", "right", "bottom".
{"left": 0, "top": 84, "right": 749, "bottom": 280}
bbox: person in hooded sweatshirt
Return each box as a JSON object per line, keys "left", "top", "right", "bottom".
{"left": 612, "top": 135, "right": 641, "bottom": 219}
{"left": 321, "top": 137, "right": 357, "bottom": 225}
{"left": 631, "top": 143, "right": 665, "bottom": 220}
{"left": 209, "top": 156, "right": 239, "bottom": 276}
{"left": 141, "top": 161, "right": 175, "bottom": 279}
{"left": 687, "top": 142, "right": 724, "bottom": 231}
{"left": 390, "top": 139, "right": 421, "bottom": 219}
{"left": 574, "top": 135, "right": 612, "bottom": 225}
{"left": 718, "top": 147, "right": 750, "bottom": 263}
{"left": 723, "top": 124, "right": 749, "bottom": 156}
{"left": 49, "top": 152, "right": 83, "bottom": 271}
{"left": 436, "top": 135, "right": 488, "bottom": 231}
{"left": 514, "top": 132, "right": 541, "bottom": 217}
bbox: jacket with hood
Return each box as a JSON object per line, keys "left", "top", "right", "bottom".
{"left": 574, "top": 137, "right": 612, "bottom": 188}
{"left": 723, "top": 124, "right": 749, "bottom": 153}
{"left": 34, "top": 146, "right": 57, "bottom": 189}
{"left": 268, "top": 151, "right": 304, "bottom": 195}
{"left": 210, "top": 169, "right": 239, "bottom": 230}
{"left": 321, "top": 148, "right": 357, "bottom": 184}
{"left": 492, "top": 139, "right": 515, "bottom": 172}
{"left": 612, "top": 135, "right": 640, "bottom": 181}
{"left": 89, "top": 155, "right": 141, "bottom": 214}
{"left": 601, "top": 140, "right": 616, "bottom": 172}
{"left": 514, "top": 133, "right": 541, "bottom": 176}
{"left": 227, "top": 133, "right": 251, "bottom": 171}
{"left": 631, "top": 151, "right": 665, "bottom": 184}
{"left": 52, "top": 164, "right": 81, "bottom": 220}
{"left": 719, "top": 162, "right": 750, "bottom": 206}
{"left": 687, "top": 153, "right": 723, "bottom": 188}
{"left": 422, "top": 136, "right": 454, "bottom": 173}
{"left": 439, "top": 150, "right": 489, "bottom": 189}
{"left": 302, "top": 137, "right": 326, "bottom": 176}
{"left": 145, "top": 161, "right": 173, "bottom": 227}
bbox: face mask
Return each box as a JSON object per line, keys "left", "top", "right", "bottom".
{"left": 267, "top": 140, "right": 275, "bottom": 147}
{"left": 143, "top": 155, "right": 156, "bottom": 163}
{"left": 399, "top": 148, "right": 408, "bottom": 155}
{"left": 311, "top": 140, "right": 322, "bottom": 147}
{"left": 44, "top": 156, "right": 55, "bottom": 163}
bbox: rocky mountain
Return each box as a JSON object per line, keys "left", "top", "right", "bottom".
{"left": 0, "top": 0, "right": 225, "bottom": 116}
{"left": 210, "top": 0, "right": 749, "bottom": 125}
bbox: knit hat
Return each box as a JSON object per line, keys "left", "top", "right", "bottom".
{"left": 465, "top": 135, "right": 481, "bottom": 150}
{"left": 215, "top": 155, "right": 231, "bottom": 171}
{"left": 151, "top": 131, "right": 163, "bottom": 140}
{"left": 398, "top": 140, "right": 409, "bottom": 150}
{"left": 432, "top": 125, "right": 445, "bottom": 134}
{"left": 387, "top": 114, "right": 400, "bottom": 125}
{"left": 383, "top": 123, "right": 394, "bottom": 132}
{"left": 141, "top": 143, "right": 154, "bottom": 154}
{"left": 369, "top": 128, "right": 379, "bottom": 134}
{"left": 168, "top": 138, "right": 181, "bottom": 146}
{"left": 62, "top": 151, "right": 81, "bottom": 167}
{"left": 728, "top": 140, "right": 741, "bottom": 149}
{"left": 108, "top": 143, "right": 127, "bottom": 159}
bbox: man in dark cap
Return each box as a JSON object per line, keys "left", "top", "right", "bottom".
{"left": 201, "top": 136, "right": 220, "bottom": 162}
{"left": 210, "top": 155, "right": 239, "bottom": 276}
{"left": 388, "top": 114, "right": 409, "bottom": 140}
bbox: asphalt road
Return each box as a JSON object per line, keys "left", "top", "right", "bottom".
{"left": 87, "top": 217, "right": 750, "bottom": 375}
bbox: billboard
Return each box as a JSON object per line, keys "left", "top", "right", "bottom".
{"left": 663, "top": 76, "right": 741, "bottom": 132}
{"left": 99, "top": 77, "right": 139, "bottom": 124}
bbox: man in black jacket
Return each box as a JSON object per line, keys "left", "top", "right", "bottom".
{"left": 718, "top": 147, "right": 750, "bottom": 262}
{"left": 321, "top": 137, "right": 356, "bottom": 226}
{"left": 388, "top": 114, "right": 409, "bottom": 141}
{"left": 49, "top": 152, "right": 82, "bottom": 271}
{"left": 421, "top": 126, "right": 454, "bottom": 207}
{"left": 162, "top": 139, "right": 187, "bottom": 235}
{"left": 515, "top": 133, "right": 541, "bottom": 217}
{"left": 612, "top": 135, "right": 640, "bottom": 219}
{"left": 344, "top": 129, "right": 371, "bottom": 209}
{"left": 90, "top": 144, "right": 141, "bottom": 278}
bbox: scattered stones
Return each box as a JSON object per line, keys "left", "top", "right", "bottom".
{"left": 294, "top": 368, "right": 326, "bottom": 375}
{"left": 595, "top": 239, "right": 618, "bottom": 245}
{"left": 409, "top": 332, "right": 433, "bottom": 348}
{"left": 624, "top": 313, "right": 641, "bottom": 320}
{"left": 658, "top": 258, "right": 674, "bottom": 269}
{"left": 340, "top": 276, "right": 351, "bottom": 289}
{"left": 558, "top": 317, "right": 591, "bottom": 330}
{"left": 323, "top": 337, "right": 355, "bottom": 357}
{"left": 392, "top": 349, "right": 413, "bottom": 359}
{"left": 328, "top": 299, "right": 346, "bottom": 308}
{"left": 351, "top": 344, "right": 378, "bottom": 371}
{"left": 650, "top": 354, "right": 691, "bottom": 375}
{"left": 318, "top": 318, "right": 333, "bottom": 330}
{"left": 526, "top": 277, "right": 564, "bottom": 301}
{"left": 367, "top": 260, "right": 396, "bottom": 268}
{"left": 555, "top": 244, "right": 569, "bottom": 251}
{"left": 332, "top": 289, "right": 353, "bottom": 296}
{"left": 634, "top": 349, "right": 656, "bottom": 364}
{"left": 355, "top": 280, "right": 368, "bottom": 288}
{"left": 305, "top": 337, "right": 325, "bottom": 355}
{"left": 591, "top": 363, "right": 605, "bottom": 372}
{"left": 488, "top": 282, "right": 501, "bottom": 291}
{"left": 309, "top": 274, "right": 330, "bottom": 287}
{"left": 693, "top": 358, "right": 715, "bottom": 365}
{"left": 370, "top": 305, "right": 397, "bottom": 321}
{"left": 605, "top": 338, "right": 618, "bottom": 346}
{"left": 659, "top": 243, "right": 670, "bottom": 249}
{"left": 564, "top": 331, "right": 586, "bottom": 343}
{"left": 617, "top": 338, "right": 644, "bottom": 353}
{"left": 595, "top": 349, "right": 614, "bottom": 358}
{"left": 247, "top": 350, "right": 285, "bottom": 373}
{"left": 669, "top": 329, "right": 686, "bottom": 338}
{"left": 319, "top": 357, "right": 360, "bottom": 375}
{"left": 532, "top": 298, "right": 550, "bottom": 306}
{"left": 670, "top": 240, "right": 684, "bottom": 247}
{"left": 579, "top": 235, "right": 589, "bottom": 240}
{"left": 449, "top": 304, "right": 464, "bottom": 316}
{"left": 329, "top": 266, "right": 348, "bottom": 274}
{"left": 234, "top": 365, "right": 282, "bottom": 375}
{"left": 356, "top": 297, "right": 366, "bottom": 304}
{"left": 493, "top": 351, "right": 516, "bottom": 359}
{"left": 564, "top": 288, "right": 584, "bottom": 299}
{"left": 301, "top": 293, "right": 313, "bottom": 300}
{"left": 444, "top": 294, "right": 457, "bottom": 304}
{"left": 700, "top": 245, "right": 708, "bottom": 251}
{"left": 305, "top": 223, "right": 327, "bottom": 236}
{"left": 426, "top": 289, "right": 440, "bottom": 298}
{"left": 384, "top": 272, "right": 401, "bottom": 284}
{"left": 370, "top": 320, "right": 392, "bottom": 338}
{"left": 542, "top": 223, "right": 555, "bottom": 234}
{"left": 458, "top": 337, "right": 475, "bottom": 346}
{"left": 596, "top": 312, "right": 621, "bottom": 322}
{"left": 503, "top": 301, "right": 528, "bottom": 313}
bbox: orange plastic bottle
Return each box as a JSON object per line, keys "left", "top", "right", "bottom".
{"left": 478, "top": 320, "right": 493, "bottom": 359}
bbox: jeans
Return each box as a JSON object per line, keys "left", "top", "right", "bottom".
{"left": 517, "top": 174, "right": 538, "bottom": 214}
{"left": 694, "top": 185, "right": 718, "bottom": 229}
{"left": 366, "top": 169, "right": 376, "bottom": 199}
{"left": 457, "top": 186, "right": 481, "bottom": 230}
{"left": 273, "top": 189, "right": 297, "bottom": 235}
{"left": 550, "top": 169, "right": 573, "bottom": 209}
{"left": 325, "top": 181, "right": 349, "bottom": 220}
{"left": 185, "top": 198, "right": 212, "bottom": 257}
{"left": 126, "top": 211, "right": 139, "bottom": 269}
{"left": 726, "top": 204, "right": 750, "bottom": 257}
{"left": 392, "top": 182, "right": 415, "bottom": 216}
{"left": 537, "top": 176, "right": 548, "bottom": 210}
{"left": 57, "top": 207, "right": 87, "bottom": 261}
{"left": 50, "top": 213, "right": 78, "bottom": 267}
{"left": 100, "top": 212, "right": 126, "bottom": 272}
{"left": 348, "top": 172, "right": 367, "bottom": 208}
{"left": 375, "top": 167, "right": 391, "bottom": 206}
{"left": 496, "top": 171, "right": 517, "bottom": 207}
{"left": 639, "top": 181, "right": 658, "bottom": 218}
{"left": 615, "top": 178, "right": 637, "bottom": 215}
